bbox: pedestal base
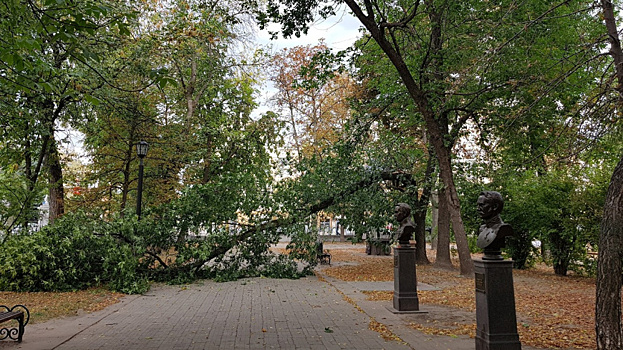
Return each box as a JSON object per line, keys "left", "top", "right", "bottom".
{"left": 393, "top": 246, "right": 419, "bottom": 312}
{"left": 474, "top": 258, "right": 521, "bottom": 350}
{"left": 386, "top": 306, "right": 427, "bottom": 314}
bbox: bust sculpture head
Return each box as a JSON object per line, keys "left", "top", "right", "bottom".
{"left": 477, "top": 191, "right": 504, "bottom": 221}
{"left": 394, "top": 203, "right": 414, "bottom": 246}
{"left": 394, "top": 203, "right": 411, "bottom": 223}
{"left": 476, "top": 191, "right": 513, "bottom": 260}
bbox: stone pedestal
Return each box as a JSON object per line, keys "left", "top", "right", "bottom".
{"left": 390, "top": 246, "right": 420, "bottom": 313}
{"left": 474, "top": 258, "right": 521, "bottom": 350}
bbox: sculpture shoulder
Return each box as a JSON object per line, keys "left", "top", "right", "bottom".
{"left": 401, "top": 221, "right": 415, "bottom": 233}
{"left": 498, "top": 223, "right": 513, "bottom": 236}
{"left": 477, "top": 226, "right": 496, "bottom": 248}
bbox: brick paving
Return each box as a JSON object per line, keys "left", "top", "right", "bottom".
{"left": 2, "top": 274, "right": 487, "bottom": 350}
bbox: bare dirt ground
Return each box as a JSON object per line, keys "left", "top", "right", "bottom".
{"left": 319, "top": 242, "right": 596, "bottom": 350}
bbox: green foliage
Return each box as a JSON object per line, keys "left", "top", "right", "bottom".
{"left": 202, "top": 247, "right": 309, "bottom": 282}
{"left": 125, "top": 177, "right": 312, "bottom": 284}
{"left": 0, "top": 173, "right": 318, "bottom": 293}
{"left": 458, "top": 157, "right": 612, "bottom": 275}
{"left": 2, "top": 0, "right": 619, "bottom": 295}
{"left": 0, "top": 0, "right": 139, "bottom": 228}
{"left": 492, "top": 168, "right": 608, "bottom": 275}
{"left": 0, "top": 170, "right": 46, "bottom": 238}
{"left": 0, "top": 211, "right": 148, "bottom": 294}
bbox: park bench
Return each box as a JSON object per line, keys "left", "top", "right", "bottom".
{"left": 0, "top": 305, "right": 29, "bottom": 343}
{"left": 316, "top": 241, "right": 331, "bottom": 265}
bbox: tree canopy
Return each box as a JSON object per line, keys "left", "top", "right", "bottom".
{"left": 0, "top": 1, "right": 621, "bottom": 323}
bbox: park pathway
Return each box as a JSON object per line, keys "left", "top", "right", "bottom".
{"left": 1, "top": 274, "right": 482, "bottom": 350}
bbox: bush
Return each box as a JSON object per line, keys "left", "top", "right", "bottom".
{"left": 0, "top": 181, "right": 319, "bottom": 293}
{"left": 0, "top": 211, "right": 148, "bottom": 294}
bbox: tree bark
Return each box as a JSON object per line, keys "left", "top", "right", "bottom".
{"left": 434, "top": 186, "right": 453, "bottom": 269}
{"left": 596, "top": 2, "right": 623, "bottom": 348}
{"left": 436, "top": 146, "right": 473, "bottom": 275}
{"left": 602, "top": 0, "right": 623, "bottom": 95}
{"left": 120, "top": 141, "right": 133, "bottom": 215}
{"left": 413, "top": 150, "right": 436, "bottom": 265}
{"left": 47, "top": 132, "right": 65, "bottom": 224}
{"left": 431, "top": 190, "right": 439, "bottom": 250}
{"left": 596, "top": 156, "right": 623, "bottom": 350}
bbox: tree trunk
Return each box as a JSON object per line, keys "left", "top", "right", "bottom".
{"left": 550, "top": 229, "right": 572, "bottom": 276}
{"left": 120, "top": 142, "right": 133, "bottom": 216}
{"left": 431, "top": 190, "right": 439, "bottom": 250}
{"left": 553, "top": 262, "right": 569, "bottom": 277}
{"left": 345, "top": 0, "right": 474, "bottom": 275}
{"left": 436, "top": 146, "right": 473, "bottom": 275}
{"left": 596, "top": 2, "right": 623, "bottom": 348}
{"left": 596, "top": 155, "right": 623, "bottom": 350}
{"left": 435, "top": 186, "right": 453, "bottom": 269}
{"left": 602, "top": 0, "right": 623, "bottom": 92}
{"left": 47, "top": 132, "right": 64, "bottom": 224}
{"left": 23, "top": 123, "right": 36, "bottom": 228}
{"left": 413, "top": 152, "right": 435, "bottom": 265}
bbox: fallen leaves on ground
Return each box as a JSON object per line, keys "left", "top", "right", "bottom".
{"left": 0, "top": 287, "right": 124, "bottom": 324}
{"left": 409, "top": 321, "right": 476, "bottom": 337}
{"left": 320, "top": 243, "right": 597, "bottom": 350}
{"left": 369, "top": 318, "right": 405, "bottom": 343}
{"left": 0, "top": 242, "right": 598, "bottom": 349}
{"left": 331, "top": 273, "right": 403, "bottom": 342}
{"left": 324, "top": 248, "right": 393, "bottom": 282}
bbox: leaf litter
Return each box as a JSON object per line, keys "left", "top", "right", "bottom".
{"left": 320, "top": 243, "right": 598, "bottom": 349}
{"left": 1, "top": 243, "right": 600, "bottom": 349}
{"left": 0, "top": 287, "right": 124, "bottom": 324}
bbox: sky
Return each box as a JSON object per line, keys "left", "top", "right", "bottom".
{"left": 256, "top": 7, "right": 363, "bottom": 51}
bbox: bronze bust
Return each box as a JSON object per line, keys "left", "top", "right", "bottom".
{"left": 394, "top": 203, "right": 415, "bottom": 247}
{"left": 476, "top": 191, "right": 513, "bottom": 260}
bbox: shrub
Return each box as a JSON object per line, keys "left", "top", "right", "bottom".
{"left": 0, "top": 211, "right": 148, "bottom": 294}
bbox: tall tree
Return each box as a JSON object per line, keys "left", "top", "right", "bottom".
{"left": 349, "top": 35, "right": 436, "bottom": 264}
{"left": 74, "top": 0, "right": 273, "bottom": 218}
{"left": 269, "top": 43, "right": 355, "bottom": 160}
{"left": 258, "top": 0, "right": 600, "bottom": 275}
{"left": 596, "top": 1, "right": 623, "bottom": 348}
{"left": 0, "top": 0, "right": 136, "bottom": 228}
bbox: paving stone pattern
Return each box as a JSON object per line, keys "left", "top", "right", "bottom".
{"left": 3, "top": 272, "right": 518, "bottom": 350}
{"left": 21, "top": 278, "right": 412, "bottom": 350}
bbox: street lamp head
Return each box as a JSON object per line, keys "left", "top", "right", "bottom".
{"left": 137, "top": 141, "right": 149, "bottom": 158}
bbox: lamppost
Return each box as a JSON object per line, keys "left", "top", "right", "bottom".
{"left": 136, "top": 141, "right": 148, "bottom": 220}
